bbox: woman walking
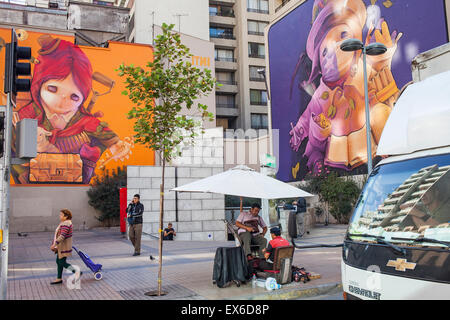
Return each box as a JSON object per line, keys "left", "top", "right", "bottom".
{"left": 50, "top": 209, "right": 78, "bottom": 285}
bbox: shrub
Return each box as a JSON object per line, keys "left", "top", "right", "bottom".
{"left": 87, "top": 166, "right": 127, "bottom": 225}
{"left": 303, "top": 167, "right": 361, "bottom": 224}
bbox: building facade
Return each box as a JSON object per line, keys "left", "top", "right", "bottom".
{"left": 210, "top": 0, "right": 272, "bottom": 132}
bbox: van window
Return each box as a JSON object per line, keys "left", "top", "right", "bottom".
{"left": 349, "top": 153, "right": 450, "bottom": 247}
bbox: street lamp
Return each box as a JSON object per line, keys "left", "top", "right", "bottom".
{"left": 340, "top": 39, "right": 387, "bottom": 175}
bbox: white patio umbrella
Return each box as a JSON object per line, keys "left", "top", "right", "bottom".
{"left": 171, "top": 165, "right": 313, "bottom": 199}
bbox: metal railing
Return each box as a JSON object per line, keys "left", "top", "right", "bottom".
{"left": 249, "top": 54, "right": 265, "bottom": 59}
{"left": 210, "top": 32, "right": 236, "bottom": 40}
{"left": 249, "top": 76, "right": 265, "bottom": 82}
{"left": 250, "top": 100, "right": 268, "bottom": 106}
{"left": 216, "top": 103, "right": 238, "bottom": 109}
{"left": 247, "top": 8, "right": 269, "bottom": 14}
{"left": 248, "top": 31, "right": 264, "bottom": 36}
{"left": 217, "top": 80, "right": 237, "bottom": 85}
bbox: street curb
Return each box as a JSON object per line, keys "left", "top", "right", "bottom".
{"left": 228, "top": 282, "right": 343, "bottom": 300}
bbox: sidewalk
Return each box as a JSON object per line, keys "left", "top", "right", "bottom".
{"left": 6, "top": 224, "right": 347, "bottom": 300}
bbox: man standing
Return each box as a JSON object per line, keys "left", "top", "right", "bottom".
{"left": 127, "top": 194, "right": 144, "bottom": 256}
{"left": 235, "top": 200, "right": 267, "bottom": 259}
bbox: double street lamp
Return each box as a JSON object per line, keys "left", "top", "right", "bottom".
{"left": 340, "top": 39, "right": 387, "bottom": 175}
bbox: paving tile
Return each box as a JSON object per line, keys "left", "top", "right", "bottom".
{"left": 6, "top": 225, "right": 347, "bottom": 300}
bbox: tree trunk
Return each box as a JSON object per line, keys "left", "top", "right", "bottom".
{"left": 158, "top": 158, "right": 165, "bottom": 296}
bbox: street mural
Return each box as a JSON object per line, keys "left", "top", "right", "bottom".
{"left": 268, "top": 0, "right": 449, "bottom": 182}
{"left": 0, "top": 29, "right": 155, "bottom": 184}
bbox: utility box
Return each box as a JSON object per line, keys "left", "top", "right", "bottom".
{"left": 16, "top": 118, "right": 37, "bottom": 159}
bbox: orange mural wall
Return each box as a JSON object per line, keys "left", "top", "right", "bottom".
{"left": 0, "top": 28, "right": 155, "bottom": 185}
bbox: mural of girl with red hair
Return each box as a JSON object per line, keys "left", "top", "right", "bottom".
{"left": 12, "top": 35, "right": 131, "bottom": 184}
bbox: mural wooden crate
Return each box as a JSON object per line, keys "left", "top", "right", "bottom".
{"left": 29, "top": 153, "right": 83, "bottom": 183}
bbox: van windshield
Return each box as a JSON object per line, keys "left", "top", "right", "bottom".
{"left": 348, "top": 153, "right": 450, "bottom": 248}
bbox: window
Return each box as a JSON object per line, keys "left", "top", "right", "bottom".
{"left": 250, "top": 89, "right": 268, "bottom": 105}
{"left": 216, "top": 94, "right": 236, "bottom": 108}
{"left": 247, "top": 0, "right": 269, "bottom": 14}
{"left": 251, "top": 114, "right": 268, "bottom": 129}
{"left": 249, "top": 66, "right": 265, "bottom": 82}
{"left": 215, "top": 49, "right": 235, "bottom": 62}
{"left": 248, "top": 20, "right": 268, "bottom": 36}
{"left": 216, "top": 72, "right": 236, "bottom": 85}
{"left": 348, "top": 154, "right": 450, "bottom": 248}
{"left": 248, "top": 43, "right": 265, "bottom": 59}
{"left": 210, "top": 26, "right": 235, "bottom": 39}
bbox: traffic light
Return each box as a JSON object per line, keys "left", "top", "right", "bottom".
{"left": 4, "top": 29, "right": 31, "bottom": 95}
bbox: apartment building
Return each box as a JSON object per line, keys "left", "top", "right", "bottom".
{"left": 0, "top": 0, "right": 130, "bottom": 45}
{"left": 210, "top": 0, "right": 272, "bottom": 132}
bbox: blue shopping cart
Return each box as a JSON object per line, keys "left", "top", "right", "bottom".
{"left": 72, "top": 246, "right": 103, "bottom": 280}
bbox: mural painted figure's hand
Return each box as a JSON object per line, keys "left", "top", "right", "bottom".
{"left": 109, "top": 138, "right": 133, "bottom": 162}
{"left": 365, "top": 20, "right": 402, "bottom": 70}
{"left": 12, "top": 112, "right": 20, "bottom": 127}
{"left": 289, "top": 122, "right": 306, "bottom": 152}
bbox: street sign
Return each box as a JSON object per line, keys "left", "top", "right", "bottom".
{"left": 0, "top": 230, "right": 2, "bottom": 244}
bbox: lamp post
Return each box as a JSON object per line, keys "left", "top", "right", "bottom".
{"left": 340, "top": 39, "right": 387, "bottom": 175}
{"left": 257, "top": 68, "right": 274, "bottom": 242}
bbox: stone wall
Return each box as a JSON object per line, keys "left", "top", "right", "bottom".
{"left": 127, "top": 166, "right": 226, "bottom": 241}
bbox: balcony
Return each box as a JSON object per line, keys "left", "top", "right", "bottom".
{"left": 215, "top": 57, "right": 236, "bottom": 63}
{"left": 216, "top": 104, "right": 239, "bottom": 117}
{"left": 215, "top": 58, "right": 238, "bottom": 70}
{"left": 247, "top": 8, "right": 269, "bottom": 14}
{"left": 216, "top": 81, "right": 238, "bottom": 94}
{"left": 217, "top": 80, "right": 237, "bottom": 85}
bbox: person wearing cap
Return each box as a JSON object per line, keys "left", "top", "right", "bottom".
{"left": 259, "top": 227, "right": 290, "bottom": 271}
{"left": 235, "top": 199, "right": 267, "bottom": 259}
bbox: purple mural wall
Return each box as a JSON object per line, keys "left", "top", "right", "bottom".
{"left": 268, "top": 0, "right": 448, "bottom": 182}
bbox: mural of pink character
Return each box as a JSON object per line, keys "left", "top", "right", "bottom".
{"left": 12, "top": 35, "right": 131, "bottom": 184}
{"left": 289, "top": 0, "right": 402, "bottom": 174}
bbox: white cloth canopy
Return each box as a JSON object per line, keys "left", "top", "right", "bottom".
{"left": 377, "top": 70, "right": 450, "bottom": 156}
{"left": 171, "top": 165, "right": 314, "bottom": 199}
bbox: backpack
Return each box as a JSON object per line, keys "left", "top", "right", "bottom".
{"left": 291, "top": 265, "right": 311, "bottom": 283}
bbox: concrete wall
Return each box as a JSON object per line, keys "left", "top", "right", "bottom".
{"left": 224, "top": 131, "right": 271, "bottom": 171}
{"left": 8, "top": 186, "right": 103, "bottom": 233}
{"left": 129, "top": 128, "right": 226, "bottom": 241}
{"left": 127, "top": 166, "right": 226, "bottom": 241}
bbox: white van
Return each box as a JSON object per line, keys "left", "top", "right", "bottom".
{"left": 341, "top": 66, "right": 450, "bottom": 300}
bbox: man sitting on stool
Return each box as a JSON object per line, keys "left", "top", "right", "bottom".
{"left": 235, "top": 201, "right": 267, "bottom": 260}
{"left": 259, "top": 227, "right": 290, "bottom": 270}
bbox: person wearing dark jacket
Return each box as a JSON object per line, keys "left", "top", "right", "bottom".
{"left": 127, "top": 194, "right": 144, "bottom": 256}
